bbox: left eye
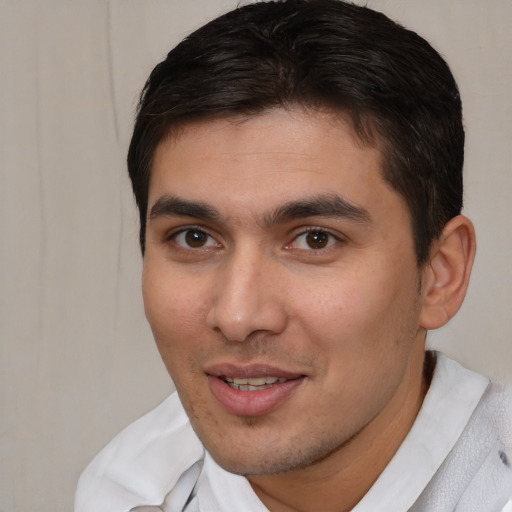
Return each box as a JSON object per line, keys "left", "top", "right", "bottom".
{"left": 292, "top": 230, "right": 337, "bottom": 250}
{"left": 173, "top": 229, "right": 219, "bottom": 249}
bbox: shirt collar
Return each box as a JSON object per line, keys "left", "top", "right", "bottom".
{"left": 351, "top": 351, "right": 489, "bottom": 511}
{"left": 75, "top": 393, "right": 204, "bottom": 512}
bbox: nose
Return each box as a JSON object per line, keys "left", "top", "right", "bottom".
{"left": 206, "top": 250, "right": 288, "bottom": 342}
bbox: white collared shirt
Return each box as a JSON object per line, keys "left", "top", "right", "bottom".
{"left": 75, "top": 353, "right": 512, "bottom": 512}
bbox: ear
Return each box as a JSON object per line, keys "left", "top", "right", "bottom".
{"left": 419, "top": 215, "right": 476, "bottom": 330}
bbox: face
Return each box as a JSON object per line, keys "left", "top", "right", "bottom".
{"left": 143, "top": 108, "right": 428, "bottom": 477}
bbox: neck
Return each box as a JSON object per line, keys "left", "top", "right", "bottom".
{"left": 248, "top": 343, "right": 431, "bottom": 512}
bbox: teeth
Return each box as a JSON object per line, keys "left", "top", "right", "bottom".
{"left": 223, "top": 375, "right": 287, "bottom": 391}
{"left": 231, "top": 376, "right": 280, "bottom": 386}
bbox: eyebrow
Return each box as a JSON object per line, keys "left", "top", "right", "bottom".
{"left": 264, "top": 194, "right": 371, "bottom": 226}
{"left": 148, "top": 194, "right": 371, "bottom": 225}
{"left": 149, "top": 195, "right": 219, "bottom": 222}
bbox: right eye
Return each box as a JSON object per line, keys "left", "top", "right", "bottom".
{"left": 172, "top": 229, "right": 219, "bottom": 249}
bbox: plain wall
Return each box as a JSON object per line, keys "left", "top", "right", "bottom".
{"left": 1, "top": 1, "right": 510, "bottom": 510}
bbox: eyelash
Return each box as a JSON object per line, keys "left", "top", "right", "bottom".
{"left": 166, "top": 226, "right": 219, "bottom": 250}
{"left": 287, "top": 227, "right": 342, "bottom": 252}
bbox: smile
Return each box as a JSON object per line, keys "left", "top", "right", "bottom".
{"left": 223, "top": 376, "right": 289, "bottom": 391}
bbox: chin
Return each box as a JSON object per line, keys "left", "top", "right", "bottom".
{"left": 205, "top": 432, "right": 348, "bottom": 477}
{"left": 210, "top": 452, "right": 300, "bottom": 477}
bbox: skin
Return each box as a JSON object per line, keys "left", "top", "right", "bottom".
{"left": 142, "top": 108, "right": 447, "bottom": 512}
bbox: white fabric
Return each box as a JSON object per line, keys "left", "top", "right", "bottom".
{"left": 351, "top": 353, "right": 490, "bottom": 511}
{"left": 410, "top": 380, "right": 512, "bottom": 511}
{"left": 75, "top": 353, "right": 512, "bottom": 511}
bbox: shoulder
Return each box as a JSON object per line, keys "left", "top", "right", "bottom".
{"left": 412, "top": 353, "right": 512, "bottom": 511}
{"left": 75, "top": 392, "right": 204, "bottom": 512}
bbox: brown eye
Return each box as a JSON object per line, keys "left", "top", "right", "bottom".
{"left": 185, "top": 230, "right": 208, "bottom": 247}
{"left": 306, "top": 231, "right": 329, "bottom": 249}
{"left": 289, "top": 229, "right": 338, "bottom": 251}
{"left": 174, "top": 229, "right": 218, "bottom": 249}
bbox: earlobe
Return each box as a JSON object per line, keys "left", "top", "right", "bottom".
{"left": 419, "top": 215, "right": 476, "bottom": 330}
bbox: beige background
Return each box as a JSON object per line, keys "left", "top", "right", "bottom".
{"left": 1, "top": 1, "right": 510, "bottom": 510}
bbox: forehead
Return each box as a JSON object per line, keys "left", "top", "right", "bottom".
{"left": 150, "top": 108, "right": 386, "bottom": 196}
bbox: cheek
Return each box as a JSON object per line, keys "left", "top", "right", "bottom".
{"left": 295, "top": 274, "right": 379, "bottom": 336}
{"left": 142, "top": 264, "right": 208, "bottom": 353}
{"left": 296, "top": 262, "right": 419, "bottom": 356}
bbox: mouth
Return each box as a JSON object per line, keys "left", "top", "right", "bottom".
{"left": 222, "top": 375, "right": 290, "bottom": 391}
{"left": 205, "top": 364, "right": 306, "bottom": 416}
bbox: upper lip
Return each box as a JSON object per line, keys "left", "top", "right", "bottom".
{"left": 205, "top": 363, "right": 304, "bottom": 380}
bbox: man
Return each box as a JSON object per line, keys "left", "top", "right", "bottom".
{"left": 75, "top": 1, "right": 512, "bottom": 510}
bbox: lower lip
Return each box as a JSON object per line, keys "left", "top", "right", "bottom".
{"left": 207, "top": 375, "right": 305, "bottom": 417}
